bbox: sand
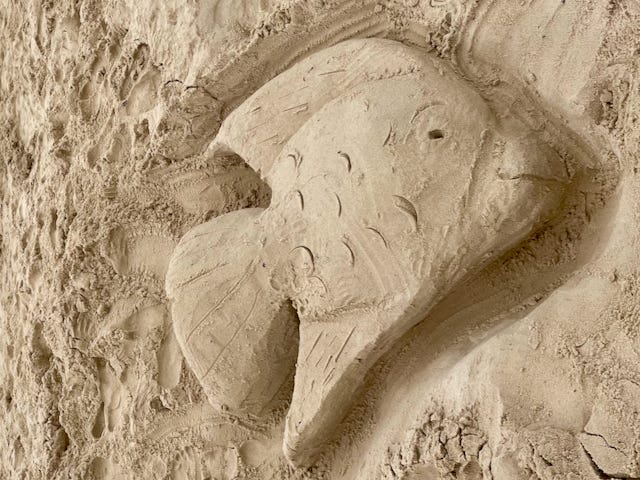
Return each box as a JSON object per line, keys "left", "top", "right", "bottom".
{"left": 0, "top": 0, "right": 638, "bottom": 479}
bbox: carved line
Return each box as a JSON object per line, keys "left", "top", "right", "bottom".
{"left": 185, "top": 260, "right": 256, "bottom": 343}
{"left": 201, "top": 288, "right": 262, "bottom": 380}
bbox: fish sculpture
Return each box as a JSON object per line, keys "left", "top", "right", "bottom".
{"left": 166, "top": 38, "right": 569, "bottom": 467}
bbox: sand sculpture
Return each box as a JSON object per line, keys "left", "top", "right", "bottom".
{"left": 3, "top": 1, "right": 638, "bottom": 479}
{"left": 166, "top": 38, "right": 569, "bottom": 467}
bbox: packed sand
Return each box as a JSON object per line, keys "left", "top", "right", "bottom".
{"left": 1, "top": 1, "right": 639, "bottom": 479}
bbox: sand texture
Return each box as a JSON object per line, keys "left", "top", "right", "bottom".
{"left": 1, "top": 1, "right": 639, "bottom": 479}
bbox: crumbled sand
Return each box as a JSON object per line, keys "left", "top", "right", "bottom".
{"left": 0, "top": 1, "right": 638, "bottom": 479}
